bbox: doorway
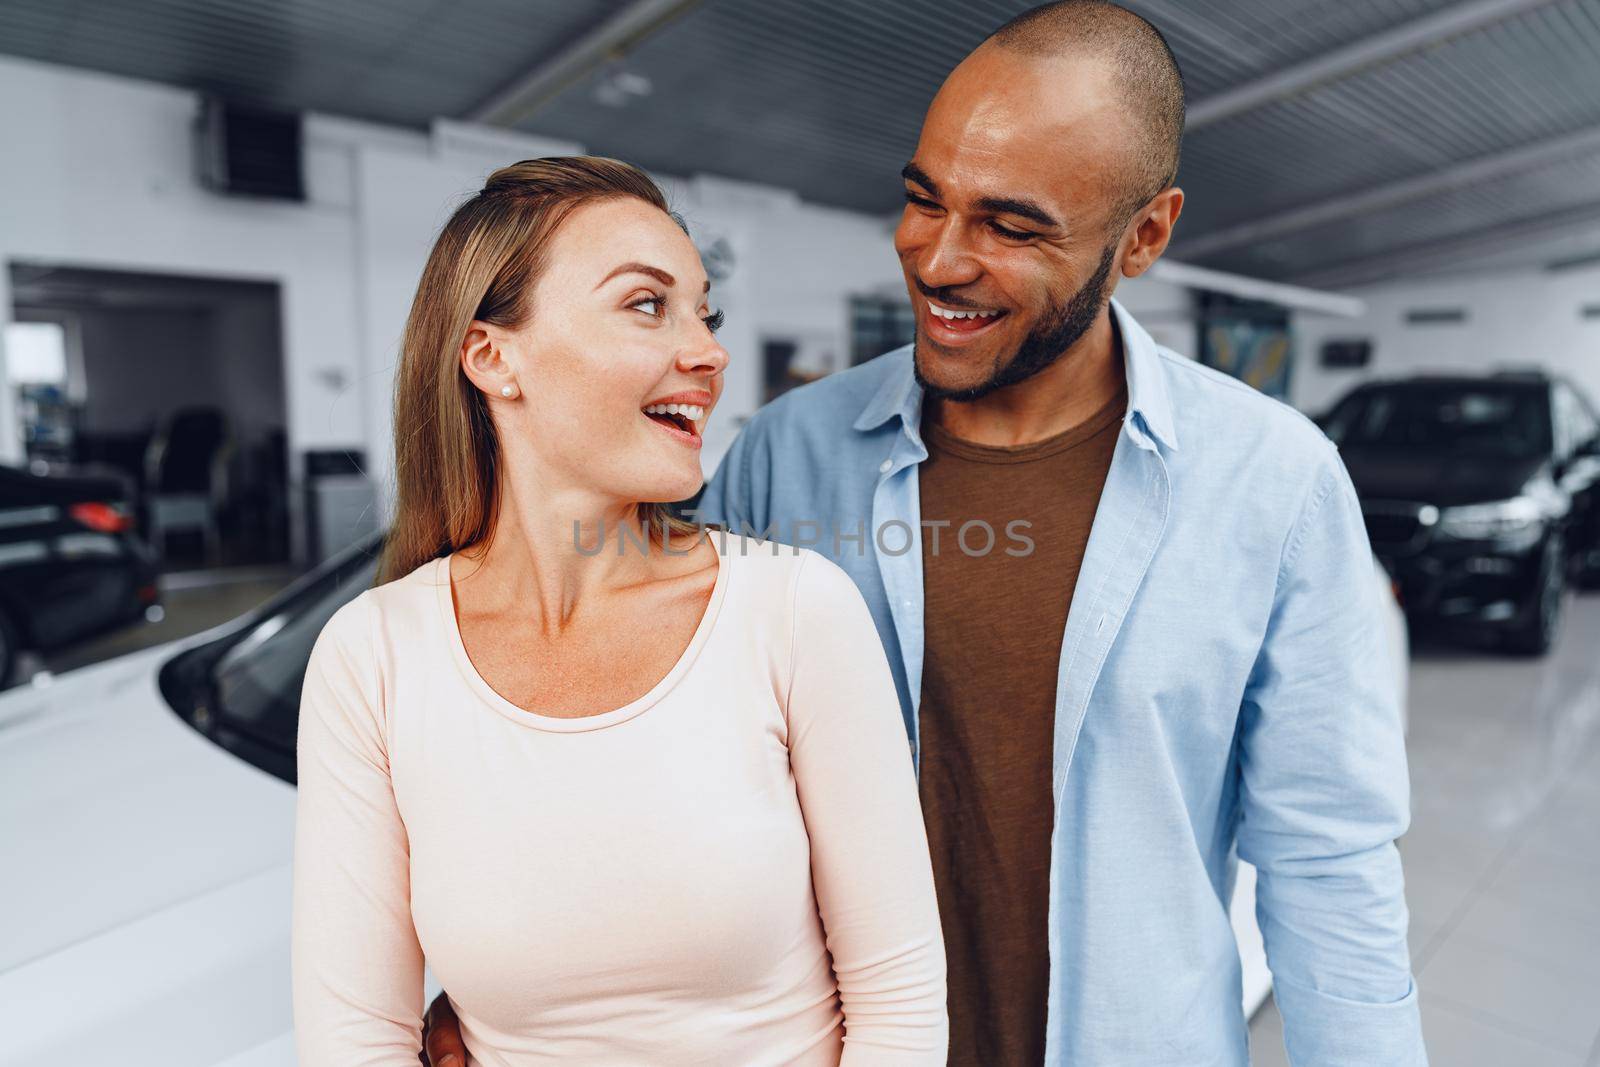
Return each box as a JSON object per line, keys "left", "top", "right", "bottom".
{"left": 6, "top": 262, "right": 291, "bottom": 569}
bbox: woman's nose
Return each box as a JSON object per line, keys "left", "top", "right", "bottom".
{"left": 679, "top": 329, "right": 730, "bottom": 375}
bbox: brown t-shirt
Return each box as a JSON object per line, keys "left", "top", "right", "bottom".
{"left": 917, "top": 384, "right": 1126, "bottom": 1066}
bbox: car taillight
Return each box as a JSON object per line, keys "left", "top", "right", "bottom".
{"left": 69, "top": 501, "right": 134, "bottom": 533}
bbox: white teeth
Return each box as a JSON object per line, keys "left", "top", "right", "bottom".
{"left": 644, "top": 403, "right": 705, "bottom": 421}
{"left": 929, "top": 302, "right": 999, "bottom": 321}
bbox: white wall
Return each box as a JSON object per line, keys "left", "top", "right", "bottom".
{"left": 1292, "top": 266, "right": 1600, "bottom": 415}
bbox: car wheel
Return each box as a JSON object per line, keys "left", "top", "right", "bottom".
{"left": 1505, "top": 538, "right": 1565, "bottom": 656}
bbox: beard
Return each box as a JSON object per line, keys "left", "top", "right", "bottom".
{"left": 914, "top": 243, "right": 1117, "bottom": 403}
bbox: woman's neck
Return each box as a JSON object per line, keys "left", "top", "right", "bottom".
{"left": 457, "top": 483, "right": 660, "bottom": 636}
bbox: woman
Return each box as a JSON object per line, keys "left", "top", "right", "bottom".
{"left": 291, "top": 157, "right": 946, "bottom": 1065}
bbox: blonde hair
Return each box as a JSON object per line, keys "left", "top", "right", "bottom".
{"left": 378, "top": 156, "right": 701, "bottom": 586}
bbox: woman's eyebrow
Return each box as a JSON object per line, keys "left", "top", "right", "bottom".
{"left": 595, "top": 262, "right": 711, "bottom": 294}
{"left": 596, "top": 262, "right": 675, "bottom": 289}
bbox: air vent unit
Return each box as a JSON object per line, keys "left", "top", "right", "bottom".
{"left": 195, "top": 98, "right": 305, "bottom": 202}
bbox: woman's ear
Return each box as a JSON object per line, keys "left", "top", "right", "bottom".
{"left": 459, "top": 320, "right": 519, "bottom": 400}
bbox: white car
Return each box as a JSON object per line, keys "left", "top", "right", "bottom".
{"left": 0, "top": 538, "right": 386, "bottom": 1067}
{"left": 0, "top": 539, "right": 1407, "bottom": 1063}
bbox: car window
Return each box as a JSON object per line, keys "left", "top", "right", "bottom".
{"left": 211, "top": 551, "right": 381, "bottom": 749}
{"left": 159, "top": 534, "right": 383, "bottom": 782}
{"left": 1556, "top": 383, "right": 1598, "bottom": 455}
{"left": 1327, "top": 383, "right": 1552, "bottom": 458}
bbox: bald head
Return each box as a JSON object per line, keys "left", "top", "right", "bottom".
{"left": 986, "top": 1, "right": 1185, "bottom": 225}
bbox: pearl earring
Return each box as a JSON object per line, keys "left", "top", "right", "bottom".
{"left": 501, "top": 385, "right": 516, "bottom": 398}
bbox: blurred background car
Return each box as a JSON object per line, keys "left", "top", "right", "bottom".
{"left": 0, "top": 535, "right": 381, "bottom": 1066}
{"left": 1321, "top": 372, "right": 1600, "bottom": 655}
{"left": 0, "top": 461, "right": 160, "bottom": 686}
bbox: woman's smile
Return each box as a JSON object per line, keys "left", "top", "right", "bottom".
{"left": 642, "top": 389, "right": 712, "bottom": 449}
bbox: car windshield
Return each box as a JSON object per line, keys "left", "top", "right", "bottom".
{"left": 1324, "top": 383, "right": 1551, "bottom": 458}
{"left": 161, "top": 535, "right": 383, "bottom": 780}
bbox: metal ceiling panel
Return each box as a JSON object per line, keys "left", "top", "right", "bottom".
{"left": 1208, "top": 143, "right": 1600, "bottom": 283}
{"left": 1174, "top": 0, "right": 1600, "bottom": 237}
{"left": 1133, "top": 0, "right": 1466, "bottom": 97}
{"left": 1, "top": 0, "right": 1596, "bottom": 283}
{"left": 0, "top": 0, "right": 637, "bottom": 127}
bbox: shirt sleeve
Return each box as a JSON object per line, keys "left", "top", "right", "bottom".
{"left": 784, "top": 550, "right": 949, "bottom": 1064}
{"left": 1236, "top": 445, "right": 1428, "bottom": 1066}
{"left": 291, "top": 592, "right": 426, "bottom": 1065}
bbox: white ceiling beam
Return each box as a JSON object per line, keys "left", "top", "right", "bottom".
{"left": 467, "top": 0, "right": 702, "bottom": 128}
{"left": 1186, "top": 0, "right": 1563, "bottom": 129}
{"left": 1148, "top": 260, "right": 1364, "bottom": 317}
{"left": 1172, "top": 124, "right": 1600, "bottom": 259}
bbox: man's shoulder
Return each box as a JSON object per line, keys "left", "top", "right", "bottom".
{"left": 1154, "top": 345, "right": 1338, "bottom": 474}
{"left": 745, "top": 345, "right": 912, "bottom": 441}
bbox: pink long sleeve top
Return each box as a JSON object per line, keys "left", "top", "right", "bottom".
{"left": 291, "top": 530, "right": 947, "bottom": 1065}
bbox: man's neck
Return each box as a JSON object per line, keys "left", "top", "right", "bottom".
{"left": 929, "top": 307, "right": 1126, "bottom": 447}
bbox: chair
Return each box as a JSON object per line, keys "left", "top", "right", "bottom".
{"left": 143, "top": 407, "right": 233, "bottom": 565}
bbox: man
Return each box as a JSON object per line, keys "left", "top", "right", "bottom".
{"left": 424, "top": 3, "right": 1426, "bottom": 1064}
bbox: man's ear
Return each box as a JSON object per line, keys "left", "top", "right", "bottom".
{"left": 1119, "top": 186, "right": 1184, "bottom": 280}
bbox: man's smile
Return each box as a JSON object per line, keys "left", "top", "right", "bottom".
{"left": 921, "top": 297, "right": 1009, "bottom": 346}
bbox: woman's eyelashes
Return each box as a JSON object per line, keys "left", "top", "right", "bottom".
{"left": 627, "top": 293, "right": 725, "bottom": 334}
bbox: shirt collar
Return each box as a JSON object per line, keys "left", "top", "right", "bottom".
{"left": 1112, "top": 296, "right": 1180, "bottom": 452}
{"left": 852, "top": 345, "right": 920, "bottom": 433}
{"left": 852, "top": 296, "right": 1180, "bottom": 452}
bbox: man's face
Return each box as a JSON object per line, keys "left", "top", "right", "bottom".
{"left": 894, "top": 45, "right": 1136, "bottom": 401}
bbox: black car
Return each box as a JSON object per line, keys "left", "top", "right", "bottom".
{"left": 0, "top": 462, "right": 161, "bottom": 685}
{"left": 1320, "top": 372, "right": 1600, "bottom": 655}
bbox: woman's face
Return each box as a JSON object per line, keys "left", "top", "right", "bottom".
{"left": 480, "top": 197, "right": 729, "bottom": 508}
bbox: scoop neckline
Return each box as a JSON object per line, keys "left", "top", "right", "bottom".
{"left": 433, "top": 527, "right": 732, "bottom": 733}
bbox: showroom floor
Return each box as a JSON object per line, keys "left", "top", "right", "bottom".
{"left": 1251, "top": 592, "right": 1600, "bottom": 1066}
{"left": 32, "top": 565, "right": 296, "bottom": 680}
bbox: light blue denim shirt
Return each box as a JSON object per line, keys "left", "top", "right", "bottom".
{"left": 696, "top": 298, "right": 1426, "bottom": 1066}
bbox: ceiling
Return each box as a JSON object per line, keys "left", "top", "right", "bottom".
{"left": 3, "top": 0, "right": 1598, "bottom": 288}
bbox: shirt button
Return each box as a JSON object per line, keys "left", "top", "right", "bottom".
{"left": 879, "top": 459, "right": 893, "bottom": 473}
